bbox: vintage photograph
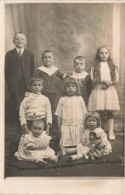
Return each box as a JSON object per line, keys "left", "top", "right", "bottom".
{"left": 4, "top": 2, "right": 124, "bottom": 179}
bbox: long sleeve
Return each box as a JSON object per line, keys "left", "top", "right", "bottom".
{"left": 55, "top": 98, "right": 63, "bottom": 117}
{"left": 45, "top": 99, "right": 52, "bottom": 125}
{"left": 56, "top": 70, "right": 65, "bottom": 80}
{"left": 19, "top": 98, "right": 27, "bottom": 126}
{"left": 30, "top": 53, "right": 36, "bottom": 76}
{"left": 80, "top": 97, "right": 87, "bottom": 115}
{"left": 86, "top": 74, "right": 93, "bottom": 97}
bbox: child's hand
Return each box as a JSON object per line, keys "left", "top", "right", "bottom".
{"left": 101, "top": 83, "right": 109, "bottom": 90}
{"left": 81, "top": 139, "right": 87, "bottom": 146}
{"left": 22, "top": 124, "right": 30, "bottom": 134}
{"left": 66, "top": 73, "right": 72, "bottom": 78}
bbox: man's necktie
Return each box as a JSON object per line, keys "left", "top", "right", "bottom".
{"left": 18, "top": 50, "right": 22, "bottom": 56}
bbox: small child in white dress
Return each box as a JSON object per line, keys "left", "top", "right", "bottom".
{"left": 55, "top": 77, "right": 87, "bottom": 156}
{"left": 88, "top": 45, "right": 120, "bottom": 140}
{"left": 19, "top": 76, "right": 52, "bottom": 135}
{"left": 15, "top": 119, "right": 58, "bottom": 164}
{"left": 68, "top": 112, "right": 112, "bottom": 162}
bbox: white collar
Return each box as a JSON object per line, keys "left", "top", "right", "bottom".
{"left": 72, "top": 71, "right": 88, "bottom": 80}
{"left": 37, "top": 65, "right": 58, "bottom": 76}
{"left": 16, "top": 48, "right": 25, "bottom": 55}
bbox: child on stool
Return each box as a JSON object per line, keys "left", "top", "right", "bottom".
{"left": 68, "top": 112, "right": 112, "bottom": 161}
{"left": 88, "top": 45, "right": 120, "bottom": 140}
{"left": 19, "top": 77, "right": 52, "bottom": 135}
{"left": 55, "top": 77, "right": 87, "bottom": 156}
{"left": 15, "top": 119, "right": 58, "bottom": 164}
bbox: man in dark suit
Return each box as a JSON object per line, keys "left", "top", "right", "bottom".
{"left": 5, "top": 32, "right": 35, "bottom": 116}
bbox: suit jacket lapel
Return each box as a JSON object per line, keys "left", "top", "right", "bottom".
{"left": 12, "top": 48, "right": 19, "bottom": 58}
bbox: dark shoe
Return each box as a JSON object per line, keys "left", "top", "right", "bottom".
{"left": 67, "top": 156, "right": 73, "bottom": 162}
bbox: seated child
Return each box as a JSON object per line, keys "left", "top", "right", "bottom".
{"left": 68, "top": 112, "right": 112, "bottom": 161}
{"left": 19, "top": 76, "right": 52, "bottom": 135}
{"left": 15, "top": 119, "right": 58, "bottom": 164}
{"left": 67, "top": 56, "right": 92, "bottom": 106}
{"left": 85, "top": 132, "right": 105, "bottom": 160}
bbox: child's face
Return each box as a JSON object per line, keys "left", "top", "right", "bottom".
{"left": 65, "top": 83, "right": 77, "bottom": 96}
{"left": 14, "top": 33, "right": 27, "bottom": 49}
{"left": 30, "top": 80, "right": 43, "bottom": 94}
{"left": 32, "top": 122, "right": 44, "bottom": 138}
{"left": 42, "top": 52, "right": 54, "bottom": 67}
{"left": 74, "top": 59, "right": 85, "bottom": 73}
{"left": 87, "top": 117, "right": 97, "bottom": 130}
{"left": 99, "top": 48, "right": 109, "bottom": 61}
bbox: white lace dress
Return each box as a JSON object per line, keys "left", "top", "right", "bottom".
{"left": 55, "top": 96, "right": 87, "bottom": 147}
{"left": 88, "top": 62, "right": 120, "bottom": 111}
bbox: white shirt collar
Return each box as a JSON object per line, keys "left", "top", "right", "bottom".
{"left": 72, "top": 70, "right": 88, "bottom": 80}
{"left": 16, "top": 48, "right": 25, "bottom": 55}
{"left": 37, "top": 65, "right": 58, "bottom": 76}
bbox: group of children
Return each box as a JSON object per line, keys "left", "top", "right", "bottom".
{"left": 5, "top": 32, "right": 120, "bottom": 166}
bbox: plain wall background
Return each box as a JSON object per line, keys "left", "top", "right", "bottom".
{"left": 5, "top": 3, "right": 124, "bottom": 130}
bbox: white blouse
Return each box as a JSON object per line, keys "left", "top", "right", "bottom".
{"left": 19, "top": 92, "right": 52, "bottom": 126}
{"left": 91, "top": 62, "right": 119, "bottom": 83}
{"left": 55, "top": 96, "right": 87, "bottom": 125}
{"left": 71, "top": 71, "right": 88, "bottom": 80}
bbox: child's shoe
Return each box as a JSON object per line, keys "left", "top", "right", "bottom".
{"left": 67, "top": 156, "right": 74, "bottom": 162}
{"left": 35, "top": 159, "right": 47, "bottom": 167}
{"left": 52, "top": 155, "right": 58, "bottom": 163}
{"left": 109, "top": 133, "right": 115, "bottom": 140}
{"left": 58, "top": 151, "right": 63, "bottom": 160}
{"left": 84, "top": 155, "right": 89, "bottom": 160}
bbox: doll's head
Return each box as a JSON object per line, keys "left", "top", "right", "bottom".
{"left": 74, "top": 56, "right": 86, "bottom": 73}
{"left": 89, "top": 132, "right": 98, "bottom": 141}
{"left": 63, "top": 77, "right": 81, "bottom": 96}
{"left": 31, "top": 119, "right": 45, "bottom": 138}
{"left": 30, "top": 77, "right": 44, "bottom": 94}
{"left": 95, "top": 44, "right": 111, "bottom": 62}
{"left": 42, "top": 50, "right": 54, "bottom": 67}
{"left": 84, "top": 112, "right": 101, "bottom": 130}
{"left": 13, "top": 32, "right": 27, "bottom": 49}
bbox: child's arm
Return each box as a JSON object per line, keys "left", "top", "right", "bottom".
{"left": 86, "top": 74, "right": 93, "bottom": 97}
{"left": 30, "top": 52, "right": 35, "bottom": 76}
{"left": 19, "top": 98, "right": 30, "bottom": 134}
{"left": 26, "top": 144, "right": 42, "bottom": 150}
{"left": 45, "top": 99, "right": 52, "bottom": 135}
{"left": 80, "top": 97, "right": 87, "bottom": 115}
{"left": 57, "top": 116, "right": 62, "bottom": 138}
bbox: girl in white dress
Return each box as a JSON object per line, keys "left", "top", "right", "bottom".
{"left": 68, "top": 112, "right": 112, "bottom": 162}
{"left": 88, "top": 45, "right": 120, "bottom": 140}
{"left": 15, "top": 119, "right": 58, "bottom": 165}
{"left": 55, "top": 77, "right": 87, "bottom": 156}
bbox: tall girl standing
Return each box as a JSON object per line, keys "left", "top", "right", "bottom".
{"left": 88, "top": 45, "right": 120, "bottom": 140}
{"left": 55, "top": 77, "right": 87, "bottom": 155}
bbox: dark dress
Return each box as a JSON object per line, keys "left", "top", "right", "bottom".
{"left": 71, "top": 71, "right": 92, "bottom": 106}
{"left": 33, "top": 66, "right": 64, "bottom": 135}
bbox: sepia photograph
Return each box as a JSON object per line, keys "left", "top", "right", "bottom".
{"left": 0, "top": 0, "right": 124, "bottom": 194}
